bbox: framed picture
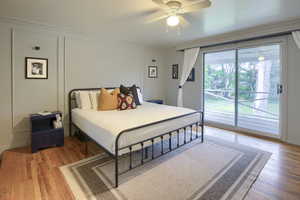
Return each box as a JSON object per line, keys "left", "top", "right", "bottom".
{"left": 187, "top": 68, "right": 195, "bottom": 82}
{"left": 25, "top": 57, "right": 48, "bottom": 79}
{"left": 172, "top": 64, "right": 178, "bottom": 79}
{"left": 148, "top": 66, "right": 158, "bottom": 78}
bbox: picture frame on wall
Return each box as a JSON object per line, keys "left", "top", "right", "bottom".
{"left": 25, "top": 57, "right": 48, "bottom": 79}
{"left": 148, "top": 66, "right": 158, "bottom": 78}
{"left": 172, "top": 64, "right": 178, "bottom": 79}
{"left": 187, "top": 68, "right": 195, "bottom": 82}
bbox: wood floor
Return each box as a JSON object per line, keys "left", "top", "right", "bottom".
{"left": 0, "top": 127, "right": 300, "bottom": 200}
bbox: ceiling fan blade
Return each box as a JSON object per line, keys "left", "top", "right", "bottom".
{"left": 145, "top": 11, "right": 169, "bottom": 24}
{"left": 125, "top": 8, "right": 160, "bottom": 20}
{"left": 113, "top": 8, "right": 160, "bottom": 24}
{"left": 179, "top": 0, "right": 193, "bottom": 4}
{"left": 178, "top": 15, "right": 190, "bottom": 27}
{"left": 138, "top": 8, "right": 161, "bottom": 18}
{"left": 152, "top": 0, "right": 168, "bottom": 9}
{"left": 182, "top": 0, "right": 212, "bottom": 13}
{"left": 152, "top": 0, "right": 164, "bottom": 4}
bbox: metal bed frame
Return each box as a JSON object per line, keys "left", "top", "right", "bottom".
{"left": 68, "top": 87, "right": 204, "bottom": 187}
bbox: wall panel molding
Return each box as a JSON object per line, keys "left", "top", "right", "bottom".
{"left": 10, "top": 28, "right": 15, "bottom": 131}
{"left": 63, "top": 36, "right": 68, "bottom": 136}
{"left": 56, "top": 36, "right": 60, "bottom": 111}
{"left": 11, "top": 28, "right": 62, "bottom": 145}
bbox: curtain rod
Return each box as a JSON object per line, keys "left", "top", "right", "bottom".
{"left": 178, "top": 29, "right": 300, "bottom": 51}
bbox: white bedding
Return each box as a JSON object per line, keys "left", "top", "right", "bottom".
{"left": 72, "top": 102, "right": 200, "bottom": 154}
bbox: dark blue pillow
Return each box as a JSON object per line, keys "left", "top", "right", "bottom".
{"left": 120, "top": 84, "right": 141, "bottom": 105}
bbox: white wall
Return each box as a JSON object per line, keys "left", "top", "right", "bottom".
{"left": 286, "top": 35, "right": 300, "bottom": 145}
{"left": 64, "top": 36, "right": 166, "bottom": 99}
{"left": 164, "top": 48, "right": 203, "bottom": 110}
{"left": 0, "top": 23, "right": 12, "bottom": 153}
{"left": 0, "top": 21, "right": 167, "bottom": 154}
{"left": 164, "top": 49, "right": 181, "bottom": 106}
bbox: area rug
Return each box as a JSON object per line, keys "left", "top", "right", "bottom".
{"left": 60, "top": 136, "right": 271, "bottom": 200}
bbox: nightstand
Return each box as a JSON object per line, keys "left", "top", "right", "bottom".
{"left": 30, "top": 111, "right": 64, "bottom": 153}
{"left": 146, "top": 99, "right": 164, "bottom": 104}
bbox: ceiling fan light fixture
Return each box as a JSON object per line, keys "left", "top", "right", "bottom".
{"left": 167, "top": 15, "right": 179, "bottom": 27}
{"left": 258, "top": 56, "right": 265, "bottom": 61}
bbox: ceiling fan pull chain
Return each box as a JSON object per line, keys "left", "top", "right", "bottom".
{"left": 177, "top": 25, "right": 181, "bottom": 36}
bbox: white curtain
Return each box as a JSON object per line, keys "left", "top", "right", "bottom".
{"left": 177, "top": 47, "right": 200, "bottom": 107}
{"left": 292, "top": 31, "right": 300, "bottom": 49}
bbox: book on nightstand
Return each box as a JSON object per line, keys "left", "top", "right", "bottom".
{"left": 37, "top": 111, "right": 52, "bottom": 116}
{"left": 30, "top": 111, "right": 64, "bottom": 153}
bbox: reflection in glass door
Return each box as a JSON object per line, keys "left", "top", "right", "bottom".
{"left": 204, "top": 44, "right": 281, "bottom": 136}
{"left": 238, "top": 45, "right": 280, "bottom": 134}
{"left": 204, "top": 50, "right": 236, "bottom": 126}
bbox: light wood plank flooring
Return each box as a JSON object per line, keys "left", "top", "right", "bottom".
{"left": 0, "top": 127, "right": 300, "bottom": 200}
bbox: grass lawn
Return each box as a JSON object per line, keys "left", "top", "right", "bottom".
{"left": 205, "top": 97, "right": 279, "bottom": 118}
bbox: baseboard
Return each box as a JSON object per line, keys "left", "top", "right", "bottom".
{"left": 0, "top": 145, "right": 9, "bottom": 153}
{"left": 286, "top": 139, "right": 300, "bottom": 147}
{"left": 0, "top": 144, "right": 10, "bottom": 160}
{"left": 0, "top": 131, "right": 30, "bottom": 159}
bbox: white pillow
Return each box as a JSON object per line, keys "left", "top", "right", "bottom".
{"left": 137, "top": 88, "right": 144, "bottom": 104}
{"left": 79, "top": 91, "right": 92, "bottom": 110}
{"left": 89, "top": 91, "right": 100, "bottom": 110}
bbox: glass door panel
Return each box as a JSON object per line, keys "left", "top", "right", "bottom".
{"left": 204, "top": 50, "right": 236, "bottom": 126}
{"left": 237, "top": 45, "right": 280, "bottom": 134}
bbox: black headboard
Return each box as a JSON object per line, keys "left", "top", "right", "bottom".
{"left": 68, "top": 86, "right": 141, "bottom": 136}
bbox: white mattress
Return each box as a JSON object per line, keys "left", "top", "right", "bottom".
{"left": 72, "top": 102, "right": 200, "bottom": 154}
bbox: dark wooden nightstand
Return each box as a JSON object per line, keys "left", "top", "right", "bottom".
{"left": 30, "top": 111, "right": 64, "bottom": 153}
{"left": 146, "top": 99, "right": 164, "bottom": 104}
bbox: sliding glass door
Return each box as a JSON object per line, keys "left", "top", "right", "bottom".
{"left": 204, "top": 44, "right": 281, "bottom": 136}
{"left": 204, "top": 50, "right": 236, "bottom": 126}
{"left": 237, "top": 45, "right": 280, "bottom": 134}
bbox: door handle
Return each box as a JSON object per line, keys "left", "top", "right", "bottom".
{"left": 277, "top": 84, "right": 283, "bottom": 94}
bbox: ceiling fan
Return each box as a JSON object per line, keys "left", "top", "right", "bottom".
{"left": 149, "top": 0, "right": 212, "bottom": 27}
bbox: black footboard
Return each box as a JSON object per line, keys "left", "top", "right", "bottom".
{"left": 114, "top": 113, "right": 203, "bottom": 187}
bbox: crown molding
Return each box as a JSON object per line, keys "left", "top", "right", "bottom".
{"left": 176, "top": 17, "right": 300, "bottom": 50}
{"left": 0, "top": 16, "right": 166, "bottom": 49}
{"left": 0, "top": 16, "right": 79, "bottom": 35}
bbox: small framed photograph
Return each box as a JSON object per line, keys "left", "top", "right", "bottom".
{"left": 187, "top": 68, "right": 195, "bottom": 82}
{"left": 172, "top": 64, "right": 178, "bottom": 79}
{"left": 148, "top": 66, "right": 158, "bottom": 78}
{"left": 25, "top": 57, "right": 48, "bottom": 79}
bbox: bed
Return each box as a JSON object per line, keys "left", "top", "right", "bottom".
{"left": 69, "top": 87, "right": 204, "bottom": 187}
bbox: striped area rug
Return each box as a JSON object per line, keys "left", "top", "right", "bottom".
{"left": 60, "top": 137, "right": 271, "bottom": 200}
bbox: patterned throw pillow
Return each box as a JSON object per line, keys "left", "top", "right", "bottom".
{"left": 118, "top": 93, "right": 137, "bottom": 110}
{"left": 119, "top": 84, "right": 141, "bottom": 105}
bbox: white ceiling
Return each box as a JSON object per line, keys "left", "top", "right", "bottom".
{"left": 1, "top": 0, "right": 300, "bottom": 47}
